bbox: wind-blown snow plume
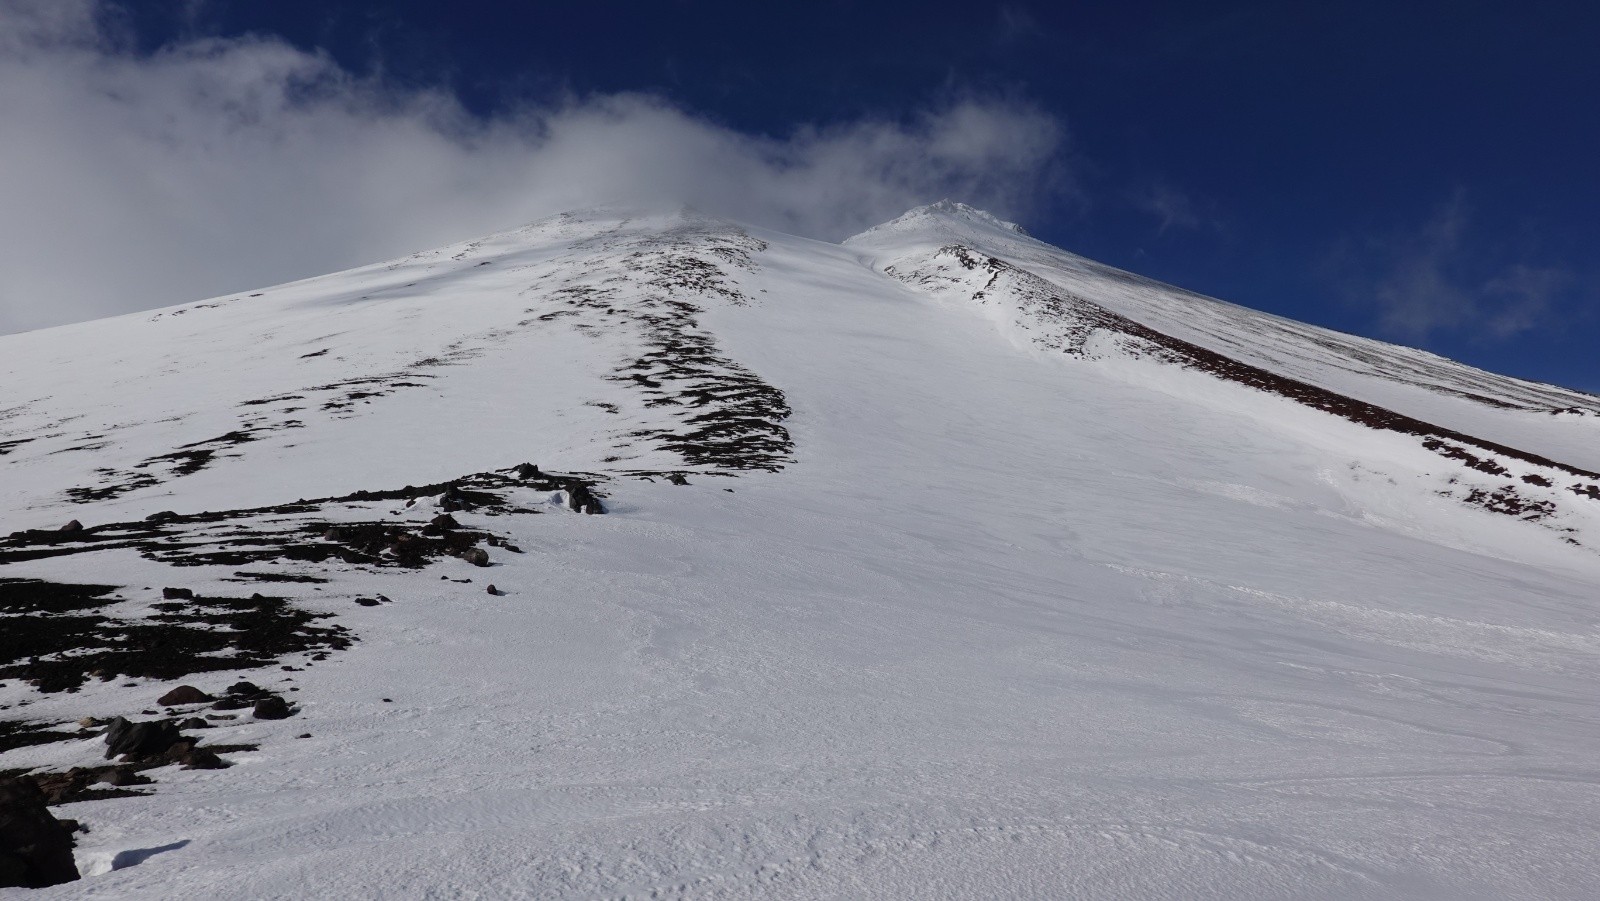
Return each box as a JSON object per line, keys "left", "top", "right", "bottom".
{"left": 0, "top": 0, "right": 1065, "bottom": 333}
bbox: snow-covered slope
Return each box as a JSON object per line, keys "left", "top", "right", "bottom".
{"left": 852, "top": 201, "right": 1600, "bottom": 471}
{"left": 4, "top": 203, "right": 1600, "bottom": 899}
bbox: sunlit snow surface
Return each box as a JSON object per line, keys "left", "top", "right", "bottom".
{"left": 4, "top": 204, "right": 1600, "bottom": 899}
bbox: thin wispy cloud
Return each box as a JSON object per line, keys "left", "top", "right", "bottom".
{"left": 0, "top": 0, "right": 1067, "bottom": 334}
{"left": 1481, "top": 264, "right": 1570, "bottom": 338}
{"left": 1352, "top": 191, "right": 1573, "bottom": 342}
{"left": 994, "top": 5, "right": 1045, "bottom": 46}
{"left": 1129, "top": 182, "right": 1213, "bottom": 235}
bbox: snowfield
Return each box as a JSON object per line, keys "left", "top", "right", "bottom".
{"left": 3, "top": 202, "right": 1600, "bottom": 898}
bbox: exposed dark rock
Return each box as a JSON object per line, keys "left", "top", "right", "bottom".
{"left": 58, "top": 520, "right": 83, "bottom": 534}
{"left": 28, "top": 736, "right": 241, "bottom": 809}
{"left": 355, "top": 597, "right": 381, "bottom": 607}
{"left": 252, "top": 697, "right": 292, "bottom": 720}
{"left": 157, "top": 685, "right": 212, "bottom": 706}
{"left": 514, "top": 463, "right": 542, "bottom": 479}
{"left": 0, "top": 721, "right": 78, "bottom": 754}
{"left": 103, "top": 717, "right": 182, "bottom": 760}
{"left": 1461, "top": 485, "right": 1557, "bottom": 520}
{"left": 0, "top": 463, "right": 609, "bottom": 817}
{"left": 231, "top": 570, "right": 328, "bottom": 584}
{"left": 666, "top": 473, "right": 689, "bottom": 486}
{"left": 30, "top": 767, "right": 151, "bottom": 805}
{"left": 4, "top": 466, "right": 604, "bottom": 573}
{"left": 97, "top": 768, "right": 140, "bottom": 788}
{"left": 177, "top": 746, "right": 227, "bottom": 769}
{"left": 0, "top": 580, "right": 116, "bottom": 615}
{"left": 199, "top": 743, "right": 259, "bottom": 757}
{"left": 1422, "top": 439, "right": 1512, "bottom": 477}
{"left": 486, "top": 584, "right": 502, "bottom": 596}
{"left": 0, "top": 588, "right": 350, "bottom": 693}
{"left": 0, "top": 776, "right": 80, "bottom": 887}
{"left": 439, "top": 485, "right": 471, "bottom": 512}
{"left": 566, "top": 482, "right": 603, "bottom": 514}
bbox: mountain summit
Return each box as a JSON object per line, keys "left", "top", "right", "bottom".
{"left": 3, "top": 204, "right": 1599, "bottom": 898}
{"left": 849, "top": 198, "right": 1033, "bottom": 241}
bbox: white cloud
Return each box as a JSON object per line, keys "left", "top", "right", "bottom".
{"left": 0, "top": 0, "right": 1066, "bottom": 333}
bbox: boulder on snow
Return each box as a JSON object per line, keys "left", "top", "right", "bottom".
{"left": 565, "top": 482, "right": 603, "bottom": 514}
{"left": 430, "top": 513, "right": 460, "bottom": 530}
{"left": 102, "top": 717, "right": 182, "bottom": 760}
{"left": 176, "top": 746, "right": 227, "bottom": 770}
{"left": 57, "top": 520, "right": 83, "bottom": 533}
{"left": 486, "top": 584, "right": 502, "bottom": 596}
{"left": 93, "top": 767, "right": 146, "bottom": 788}
{"left": 439, "top": 484, "right": 472, "bottom": 512}
{"left": 460, "top": 547, "right": 490, "bottom": 567}
{"left": 0, "top": 776, "right": 80, "bottom": 888}
{"left": 157, "top": 685, "right": 212, "bottom": 706}
{"left": 161, "top": 587, "right": 194, "bottom": 600}
{"left": 514, "top": 462, "right": 542, "bottom": 480}
{"left": 252, "top": 697, "right": 292, "bottom": 720}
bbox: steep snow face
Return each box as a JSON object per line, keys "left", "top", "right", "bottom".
{"left": 4, "top": 205, "right": 1600, "bottom": 899}
{"left": 849, "top": 203, "right": 1600, "bottom": 471}
{"left": 852, "top": 204, "right": 1600, "bottom": 549}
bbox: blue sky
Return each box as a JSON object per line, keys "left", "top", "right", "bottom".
{"left": 5, "top": 1, "right": 1597, "bottom": 391}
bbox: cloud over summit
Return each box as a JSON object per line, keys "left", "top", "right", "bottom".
{"left": 0, "top": 0, "right": 1065, "bottom": 333}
